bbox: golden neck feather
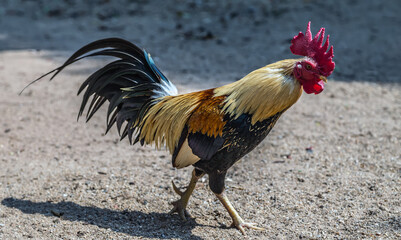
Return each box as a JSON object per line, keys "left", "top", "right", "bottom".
{"left": 214, "top": 59, "right": 303, "bottom": 124}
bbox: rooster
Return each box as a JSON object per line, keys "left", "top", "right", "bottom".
{"left": 26, "top": 22, "right": 335, "bottom": 234}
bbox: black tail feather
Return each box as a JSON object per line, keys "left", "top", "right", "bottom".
{"left": 24, "top": 38, "right": 177, "bottom": 143}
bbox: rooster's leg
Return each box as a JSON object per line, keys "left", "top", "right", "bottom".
{"left": 209, "top": 171, "right": 264, "bottom": 235}
{"left": 215, "top": 192, "right": 265, "bottom": 234}
{"left": 169, "top": 168, "right": 204, "bottom": 220}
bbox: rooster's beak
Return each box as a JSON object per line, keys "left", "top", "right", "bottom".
{"left": 319, "top": 75, "right": 328, "bottom": 83}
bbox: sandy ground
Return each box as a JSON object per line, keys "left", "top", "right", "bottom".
{"left": 0, "top": 0, "right": 400, "bottom": 239}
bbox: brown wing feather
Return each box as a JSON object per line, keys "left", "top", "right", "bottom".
{"left": 172, "top": 89, "right": 227, "bottom": 168}
{"left": 187, "top": 90, "right": 226, "bottom": 137}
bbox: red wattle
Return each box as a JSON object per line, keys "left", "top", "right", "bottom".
{"left": 302, "top": 80, "right": 325, "bottom": 94}
{"left": 313, "top": 80, "right": 325, "bottom": 94}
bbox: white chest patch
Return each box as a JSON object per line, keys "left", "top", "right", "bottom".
{"left": 174, "top": 138, "right": 200, "bottom": 169}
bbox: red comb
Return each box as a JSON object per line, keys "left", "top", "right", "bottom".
{"left": 290, "top": 21, "right": 335, "bottom": 77}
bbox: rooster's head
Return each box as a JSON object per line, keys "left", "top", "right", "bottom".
{"left": 290, "top": 22, "right": 335, "bottom": 94}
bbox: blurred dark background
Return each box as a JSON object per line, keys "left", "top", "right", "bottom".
{"left": 0, "top": 0, "right": 400, "bottom": 83}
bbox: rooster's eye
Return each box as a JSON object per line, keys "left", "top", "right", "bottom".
{"left": 305, "top": 64, "right": 312, "bottom": 70}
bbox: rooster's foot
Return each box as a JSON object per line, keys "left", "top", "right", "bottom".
{"left": 230, "top": 220, "right": 265, "bottom": 235}
{"left": 169, "top": 197, "right": 192, "bottom": 221}
{"left": 169, "top": 170, "right": 204, "bottom": 220}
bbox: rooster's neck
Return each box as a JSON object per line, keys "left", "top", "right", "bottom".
{"left": 214, "top": 59, "right": 303, "bottom": 124}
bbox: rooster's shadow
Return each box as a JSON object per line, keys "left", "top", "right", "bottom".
{"left": 1, "top": 197, "right": 208, "bottom": 239}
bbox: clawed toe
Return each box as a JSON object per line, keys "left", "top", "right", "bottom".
{"left": 231, "top": 221, "right": 265, "bottom": 235}
{"left": 169, "top": 200, "right": 192, "bottom": 221}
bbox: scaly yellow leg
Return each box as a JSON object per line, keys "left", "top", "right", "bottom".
{"left": 169, "top": 169, "right": 204, "bottom": 220}
{"left": 215, "top": 192, "right": 265, "bottom": 235}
